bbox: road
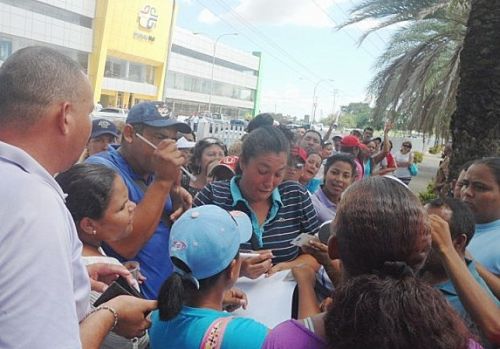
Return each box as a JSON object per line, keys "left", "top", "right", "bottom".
{"left": 408, "top": 152, "right": 442, "bottom": 194}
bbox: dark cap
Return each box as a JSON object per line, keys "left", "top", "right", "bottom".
{"left": 127, "top": 102, "right": 191, "bottom": 133}
{"left": 91, "top": 119, "right": 118, "bottom": 139}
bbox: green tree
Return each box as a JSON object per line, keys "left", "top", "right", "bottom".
{"left": 340, "top": 0, "right": 470, "bottom": 138}
{"left": 341, "top": 102, "right": 372, "bottom": 128}
{"left": 450, "top": 0, "right": 500, "bottom": 174}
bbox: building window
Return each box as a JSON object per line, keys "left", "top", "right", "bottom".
{"left": 104, "top": 57, "right": 156, "bottom": 85}
{"left": 0, "top": 40, "right": 12, "bottom": 64}
{"left": 167, "top": 71, "right": 255, "bottom": 102}
{"left": 0, "top": 0, "right": 93, "bottom": 28}
{"left": 171, "top": 44, "right": 258, "bottom": 76}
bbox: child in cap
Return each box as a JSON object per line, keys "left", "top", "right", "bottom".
{"left": 149, "top": 205, "right": 269, "bottom": 349}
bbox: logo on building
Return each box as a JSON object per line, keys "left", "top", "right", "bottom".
{"left": 138, "top": 5, "right": 158, "bottom": 30}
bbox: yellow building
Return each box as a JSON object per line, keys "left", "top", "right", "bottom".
{"left": 88, "top": 0, "right": 175, "bottom": 108}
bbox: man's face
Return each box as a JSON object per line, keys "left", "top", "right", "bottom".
{"left": 461, "top": 164, "right": 500, "bottom": 224}
{"left": 87, "top": 134, "right": 116, "bottom": 156}
{"left": 363, "top": 129, "right": 373, "bottom": 142}
{"left": 299, "top": 131, "right": 321, "bottom": 152}
{"left": 333, "top": 138, "right": 342, "bottom": 151}
{"left": 131, "top": 125, "right": 178, "bottom": 174}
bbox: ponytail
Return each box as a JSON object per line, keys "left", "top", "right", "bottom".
{"left": 157, "top": 272, "right": 188, "bottom": 320}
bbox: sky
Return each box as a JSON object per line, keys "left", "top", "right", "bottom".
{"left": 175, "top": 0, "right": 395, "bottom": 121}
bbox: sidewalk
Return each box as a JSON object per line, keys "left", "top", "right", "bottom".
{"left": 408, "top": 152, "right": 442, "bottom": 194}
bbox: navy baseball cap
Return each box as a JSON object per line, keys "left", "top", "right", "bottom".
{"left": 91, "top": 119, "right": 119, "bottom": 139}
{"left": 126, "top": 102, "right": 192, "bottom": 133}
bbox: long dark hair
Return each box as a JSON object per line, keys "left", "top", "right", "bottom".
{"left": 325, "top": 273, "right": 471, "bottom": 349}
{"left": 334, "top": 176, "right": 430, "bottom": 277}
{"left": 55, "top": 163, "right": 117, "bottom": 224}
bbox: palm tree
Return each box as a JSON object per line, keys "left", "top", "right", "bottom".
{"left": 340, "top": 0, "right": 470, "bottom": 139}
{"left": 450, "top": 0, "right": 500, "bottom": 173}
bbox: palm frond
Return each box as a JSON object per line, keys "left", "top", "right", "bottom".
{"left": 346, "top": 0, "right": 469, "bottom": 136}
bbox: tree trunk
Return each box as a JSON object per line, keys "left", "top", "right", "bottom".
{"left": 450, "top": 0, "right": 500, "bottom": 176}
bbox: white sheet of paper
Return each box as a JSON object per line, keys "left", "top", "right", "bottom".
{"left": 232, "top": 270, "right": 296, "bottom": 328}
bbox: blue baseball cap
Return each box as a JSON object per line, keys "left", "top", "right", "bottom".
{"left": 91, "top": 118, "right": 118, "bottom": 139}
{"left": 170, "top": 205, "right": 252, "bottom": 286}
{"left": 126, "top": 102, "right": 192, "bottom": 133}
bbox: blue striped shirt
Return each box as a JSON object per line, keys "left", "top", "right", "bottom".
{"left": 194, "top": 179, "right": 320, "bottom": 263}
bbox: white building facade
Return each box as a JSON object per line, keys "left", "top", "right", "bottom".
{"left": 164, "top": 27, "right": 262, "bottom": 119}
{"left": 0, "top": 0, "right": 94, "bottom": 69}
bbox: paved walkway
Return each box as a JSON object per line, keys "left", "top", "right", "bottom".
{"left": 408, "top": 152, "right": 442, "bottom": 194}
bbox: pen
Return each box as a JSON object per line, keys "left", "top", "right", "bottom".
{"left": 240, "top": 252, "right": 261, "bottom": 258}
{"left": 135, "top": 133, "right": 197, "bottom": 182}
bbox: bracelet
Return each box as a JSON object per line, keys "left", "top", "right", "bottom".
{"left": 86, "top": 305, "right": 119, "bottom": 331}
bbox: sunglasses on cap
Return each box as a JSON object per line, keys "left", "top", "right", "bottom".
{"left": 402, "top": 144, "right": 412, "bottom": 148}
{"left": 288, "top": 160, "right": 305, "bottom": 170}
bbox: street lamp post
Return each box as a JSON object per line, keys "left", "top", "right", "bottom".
{"left": 312, "top": 79, "right": 334, "bottom": 123}
{"left": 207, "top": 33, "right": 238, "bottom": 114}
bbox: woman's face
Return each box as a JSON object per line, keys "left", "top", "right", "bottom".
{"left": 400, "top": 143, "right": 412, "bottom": 154}
{"left": 461, "top": 164, "right": 500, "bottom": 224}
{"left": 94, "top": 176, "right": 136, "bottom": 242}
{"left": 366, "top": 141, "right": 378, "bottom": 156}
{"left": 240, "top": 152, "right": 288, "bottom": 203}
{"left": 323, "top": 161, "right": 354, "bottom": 201}
{"left": 321, "top": 144, "right": 334, "bottom": 159}
{"left": 285, "top": 158, "right": 304, "bottom": 182}
{"left": 301, "top": 154, "right": 322, "bottom": 182}
{"left": 200, "top": 145, "right": 225, "bottom": 175}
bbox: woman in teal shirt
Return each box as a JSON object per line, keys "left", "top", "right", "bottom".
{"left": 150, "top": 205, "right": 268, "bottom": 349}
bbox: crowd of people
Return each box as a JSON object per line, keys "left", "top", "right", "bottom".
{"left": 0, "top": 46, "right": 499, "bottom": 349}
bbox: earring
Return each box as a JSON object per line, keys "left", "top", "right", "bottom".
{"left": 92, "top": 229, "right": 97, "bottom": 235}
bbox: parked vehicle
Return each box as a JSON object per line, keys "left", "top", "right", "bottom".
{"left": 311, "top": 123, "right": 324, "bottom": 131}
{"left": 230, "top": 119, "right": 247, "bottom": 128}
{"left": 92, "top": 107, "right": 128, "bottom": 123}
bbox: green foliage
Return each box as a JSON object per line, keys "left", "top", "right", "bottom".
{"left": 338, "top": 102, "right": 385, "bottom": 130}
{"left": 419, "top": 182, "right": 438, "bottom": 204}
{"left": 340, "top": 0, "right": 470, "bottom": 138}
{"left": 338, "top": 113, "right": 357, "bottom": 129}
{"left": 428, "top": 144, "right": 445, "bottom": 154}
{"left": 413, "top": 151, "right": 424, "bottom": 163}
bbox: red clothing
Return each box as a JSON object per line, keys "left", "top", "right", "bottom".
{"left": 386, "top": 152, "right": 396, "bottom": 168}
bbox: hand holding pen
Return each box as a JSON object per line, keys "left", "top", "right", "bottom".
{"left": 135, "top": 133, "right": 196, "bottom": 182}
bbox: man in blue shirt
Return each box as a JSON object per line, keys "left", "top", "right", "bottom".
{"left": 87, "top": 102, "right": 192, "bottom": 299}
{"left": 421, "top": 198, "right": 499, "bottom": 347}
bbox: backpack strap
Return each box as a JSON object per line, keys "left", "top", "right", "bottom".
{"left": 200, "top": 316, "right": 233, "bottom": 349}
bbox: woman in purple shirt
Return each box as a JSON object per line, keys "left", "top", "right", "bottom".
{"left": 310, "top": 153, "right": 356, "bottom": 224}
{"left": 263, "top": 177, "right": 481, "bottom": 349}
